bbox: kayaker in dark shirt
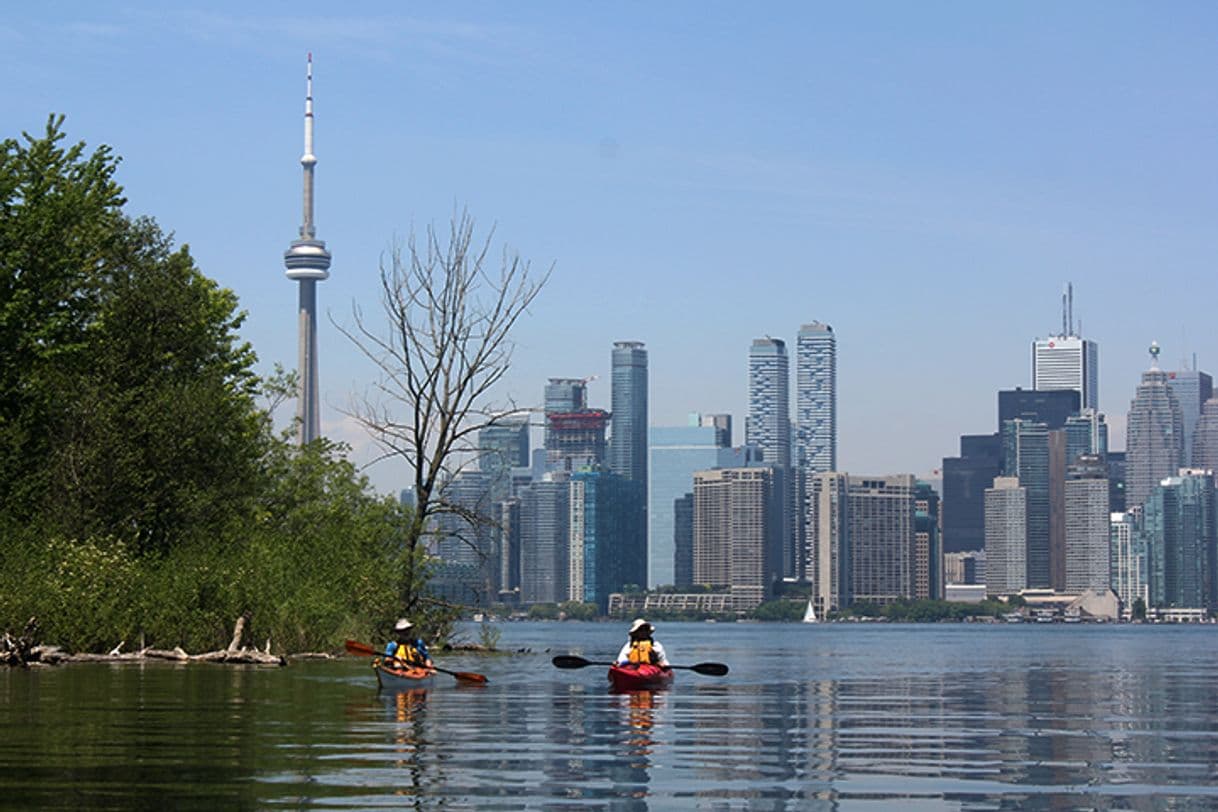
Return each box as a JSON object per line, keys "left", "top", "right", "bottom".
{"left": 616, "top": 618, "right": 669, "bottom": 667}
{"left": 384, "top": 618, "right": 433, "bottom": 668}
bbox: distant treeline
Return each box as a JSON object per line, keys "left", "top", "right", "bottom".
{"left": 0, "top": 117, "right": 453, "bottom": 654}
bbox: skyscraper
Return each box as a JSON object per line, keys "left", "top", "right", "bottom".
{"left": 1166, "top": 368, "right": 1213, "bottom": 464}
{"left": 1002, "top": 418, "right": 1051, "bottom": 588}
{"left": 998, "top": 388, "right": 1080, "bottom": 432}
{"left": 984, "top": 477, "right": 1027, "bottom": 597}
{"left": 283, "top": 55, "right": 332, "bottom": 445}
{"left": 941, "top": 433, "right": 1002, "bottom": 553}
{"left": 810, "top": 472, "right": 850, "bottom": 614}
{"left": 647, "top": 422, "right": 731, "bottom": 588}
{"left": 844, "top": 475, "right": 917, "bottom": 605}
{"left": 544, "top": 378, "right": 587, "bottom": 449}
{"left": 692, "top": 466, "right": 783, "bottom": 610}
{"left": 1063, "top": 454, "right": 1110, "bottom": 593}
{"left": 795, "top": 322, "right": 836, "bottom": 474}
{"left": 914, "top": 481, "right": 941, "bottom": 600}
{"left": 1126, "top": 343, "right": 1184, "bottom": 510}
{"left": 1032, "top": 335, "right": 1099, "bottom": 411}
{"left": 1143, "top": 471, "right": 1216, "bottom": 610}
{"left": 568, "top": 469, "right": 643, "bottom": 610}
{"left": 1192, "top": 399, "right": 1218, "bottom": 471}
{"left": 1110, "top": 510, "right": 1149, "bottom": 618}
{"left": 479, "top": 416, "right": 530, "bottom": 502}
{"left": 519, "top": 474, "right": 569, "bottom": 604}
{"left": 609, "top": 341, "right": 648, "bottom": 484}
{"left": 747, "top": 338, "right": 790, "bottom": 468}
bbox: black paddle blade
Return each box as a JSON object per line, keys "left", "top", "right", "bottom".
{"left": 552, "top": 655, "right": 595, "bottom": 669}
{"left": 690, "top": 662, "right": 729, "bottom": 676}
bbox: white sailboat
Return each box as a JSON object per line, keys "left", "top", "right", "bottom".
{"left": 802, "top": 598, "right": 819, "bottom": 624}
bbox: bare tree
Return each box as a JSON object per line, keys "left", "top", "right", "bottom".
{"left": 339, "top": 211, "right": 549, "bottom": 567}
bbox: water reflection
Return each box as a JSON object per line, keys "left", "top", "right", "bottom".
{"left": 8, "top": 628, "right": 1218, "bottom": 808}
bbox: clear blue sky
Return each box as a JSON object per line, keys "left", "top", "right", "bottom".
{"left": 9, "top": 2, "right": 1218, "bottom": 494}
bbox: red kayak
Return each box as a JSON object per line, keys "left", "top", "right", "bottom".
{"left": 608, "top": 663, "right": 674, "bottom": 691}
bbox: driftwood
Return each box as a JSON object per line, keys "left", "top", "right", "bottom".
{"left": 4, "top": 617, "right": 286, "bottom": 668}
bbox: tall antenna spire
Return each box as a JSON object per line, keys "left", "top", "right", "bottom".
{"left": 1067, "top": 281, "right": 1074, "bottom": 336}
{"left": 284, "top": 53, "right": 332, "bottom": 446}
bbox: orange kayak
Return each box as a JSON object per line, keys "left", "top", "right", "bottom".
{"left": 374, "top": 658, "right": 434, "bottom": 690}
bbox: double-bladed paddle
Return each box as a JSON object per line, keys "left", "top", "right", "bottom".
{"left": 551, "top": 654, "right": 729, "bottom": 677}
{"left": 344, "top": 639, "right": 488, "bottom": 684}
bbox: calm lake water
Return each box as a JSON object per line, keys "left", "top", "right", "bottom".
{"left": 3, "top": 621, "right": 1218, "bottom": 810}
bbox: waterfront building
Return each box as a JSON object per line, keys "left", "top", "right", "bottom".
{"left": 692, "top": 466, "right": 783, "bottom": 610}
{"left": 1002, "top": 419, "right": 1051, "bottom": 588}
{"left": 1031, "top": 335, "right": 1099, "bottom": 411}
{"left": 914, "top": 481, "right": 942, "bottom": 600}
{"left": 1110, "top": 510, "right": 1148, "bottom": 619}
{"left": 1193, "top": 399, "right": 1218, "bottom": 471}
{"left": 673, "top": 493, "right": 694, "bottom": 587}
{"left": 647, "top": 422, "right": 732, "bottom": 588}
{"left": 1166, "top": 369, "right": 1213, "bottom": 464}
{"left": 944, "top": 550, "right": 985, "bottom": 586}
{"left": 283, "top": 55, "right": 332, "bottom": 446}
{"left": 568, "top": 469, "right": 645, "bottom": 611}
{"left": 1125, "top": 344, "right": 1184, "bottom": 510}
{"left": 1143, "top": 471, "right": 1217, "bottom": 611}
{"left": 609, "top": 341, "right": 648, "bottom": 484}
{"left": 746, "top": 338, "right": 791, "bottom": 468}
{"left": 809, "top": 472, "right": 850, "bottom": 614}
{"left": 847, "top": 475, "right": 917, "bottom": 605}
{"left": 941, "top": 433, "right": 1002, "bottom": 553}
{"left": 984, "top": 477, "right": 1027, "bottom": 597}
{"left": 1063, "top": 454, "right": 1111, "bottom": 593}
{"left": 519, "top": 474, "right": 570, "bottom": 604}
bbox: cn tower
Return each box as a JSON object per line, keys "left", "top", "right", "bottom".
{"left": 283, "top": 53, "right": 331, "bottom": 445}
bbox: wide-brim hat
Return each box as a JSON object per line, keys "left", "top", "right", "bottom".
{"left": 629, "top": 618, "right": 652, "bottom": 634}
{"left": 393, "top": 618, "right": 414, "bottom": 632}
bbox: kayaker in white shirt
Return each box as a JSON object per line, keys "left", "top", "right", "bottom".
{"left": 616, "top": 618, "right": 669, "bottom": 667}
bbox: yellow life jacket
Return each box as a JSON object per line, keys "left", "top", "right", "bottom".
{"left": 628, "top": 639, "right": 655, "bottom": 664}
{"left": 393, "top": 641, "right": 424, "bottom": 665}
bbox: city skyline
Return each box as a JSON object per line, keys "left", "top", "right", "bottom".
{"left": 11, "top": 3, "right": 1218, "bottom": 495}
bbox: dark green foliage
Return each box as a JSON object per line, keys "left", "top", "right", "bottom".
{"left": 751, "top": 599, "right": 806, "bottom": 622}
{"left": 0, "top": 118, "right": 447, "bottom": 653}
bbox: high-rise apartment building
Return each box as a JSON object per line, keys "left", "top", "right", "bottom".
{"left": 1063, "top": 454, "right": 1110, "bottom": 593}
{"left": 984, "top": 477, "right": 1027, "bottom": 597}
{"left": 692, "top": 467, "right": 783, "bottom": 610}
{"left": 1110, "top": 510, "right": 1148, "bottom": 618}
{"left": 746, "top": 338, "right": 790, "bottom": 468}
{"left": 647, "top": 422, "right": 732, "bottom": 588}
{"left": 609, "top": 341, "right": 648, "bottom": 484}
{"left": 795, "top": 322, "right": 836, "bottom": 474}
{"left": 1126, "top": 345, "right": 1184, "bottom": 510}
{"left": 1032, "top": 335, "right": 1099, "bottom": 411}
{"left": 1166, "top": 369, "right": 1213, "bottom": 464}
{"left": 809, "top": 472, "right": 850, "bottom": 615}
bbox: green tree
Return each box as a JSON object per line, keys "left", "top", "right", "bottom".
{"left": 0, "top": 115, "right": 127, "bottom": 517}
